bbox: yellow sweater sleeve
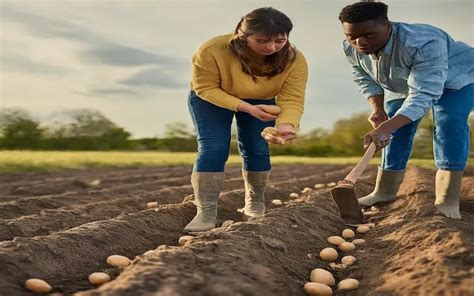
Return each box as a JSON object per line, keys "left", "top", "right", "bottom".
{"left": 191, "top": 47, "right": 243, "bottom": 111}
{"left": 275, "top": 52, "right": 308, "bottom": 128}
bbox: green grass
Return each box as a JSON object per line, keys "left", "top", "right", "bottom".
{"left": 1, "top": 150, "right": 466, "bottom": 173}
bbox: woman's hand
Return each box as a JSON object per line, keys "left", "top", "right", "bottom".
{"left": 261, "top": 123, "right": 297, "bottom": 144}
{"left": 237, "top": 102, "right": 276, "bottom": 121}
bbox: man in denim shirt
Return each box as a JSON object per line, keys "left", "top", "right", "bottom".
{"left": 339, "top": 2, "right": 473, "bottom": 219}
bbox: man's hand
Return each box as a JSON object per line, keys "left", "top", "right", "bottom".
{"left": 363, "top": 126, "right": 391, "bottom": 150}
{"left": 261, "top": 124, "right": 297, "bottom": 144}
{"left": 368, "top": 109, "right": 388, "bottom": 128}
{"left": 367, "top": 95, "right": 388, "bottom": 128}
{"left": 364, "top": 114, "right": 412, "bottom": 149}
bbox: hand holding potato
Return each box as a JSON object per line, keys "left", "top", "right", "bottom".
{"left": 261, "top": 123, "right": 297, "bottom": 144}
{"left": 249, "top": 104, "right": 281, "bottom": 122}
{"left": 237, "top": 102, "right": 280, "bottom": 122}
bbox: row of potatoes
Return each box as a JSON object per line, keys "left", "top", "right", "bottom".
{"left": 25, "top": 198, "right": 200, "bottom": 294}
{"left": 25, "top": 182, "right": 324, "bottom": 295}
{"left": 304, "top": 224, "right": 375, "bottom": 295}
{"left": 24, "top": 255, "right": 131, "bottom": 294}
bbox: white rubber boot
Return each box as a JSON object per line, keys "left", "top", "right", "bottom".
{"left": 358, "top": 168, "right": 405, "bottom": 206}
{"left": 242, "top": 170, "right": 270, "bottom": 219}
{"left": 435, "top": 169, "right": 463, "bottom": 220}
{"left": 183, "top": 172, "right": 224, "bottom": 233}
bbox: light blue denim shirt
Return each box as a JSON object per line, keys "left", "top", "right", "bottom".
{"left": 343, "top": 22, "right": 474, "bottom": 121}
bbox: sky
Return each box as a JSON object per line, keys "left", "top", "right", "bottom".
{"left": 1, "top": 0, "right": 473, "bottom": 138}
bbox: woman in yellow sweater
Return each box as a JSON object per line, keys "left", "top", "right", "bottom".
{"left": 184, "top": 7, "right": 308, "bottom": 233}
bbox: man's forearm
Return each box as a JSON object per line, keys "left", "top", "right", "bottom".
{"left": 379, "top": 114, "right": 412, "bottom": 132}
{"left": 368, "top": 95, "right": 385, "bottom": 110}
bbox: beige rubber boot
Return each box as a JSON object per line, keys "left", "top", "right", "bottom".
{"left": 435, "top": 169, "right": 463, "bottom": 220}
{"left": 242, "top": 170, "right": 270, "bottom": 219}
{"left": 358, "top": 168, "right": 405, "bottom": 206}
{"left": 183, "top": 172, "right": 224, "bottom": 233}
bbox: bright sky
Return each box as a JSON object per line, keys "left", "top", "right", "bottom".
{"left": 1, "top": 0, "right": 473, "bottom": 138}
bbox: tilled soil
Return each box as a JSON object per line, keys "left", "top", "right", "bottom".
{"left": 0, "top": 164, "right": 473, "bottom": 296}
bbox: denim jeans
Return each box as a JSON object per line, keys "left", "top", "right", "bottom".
{"left": 382, "top": 83, "right": 474, "bottom": 171}
{"left": 188, "top": 90, "right": 275, "bottom": 172}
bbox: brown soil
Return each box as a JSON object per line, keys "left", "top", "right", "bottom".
{"left": 0, "top": 164, "right": 472, "bottom": 295}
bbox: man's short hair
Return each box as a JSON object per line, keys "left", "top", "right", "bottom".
{"left": 339, "top": 2, "right": 389, "bottom": 23}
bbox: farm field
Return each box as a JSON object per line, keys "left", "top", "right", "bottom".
{"left": 0, "top": 150, "right": 457, "bottom": 173}
{"left": 0, "top": 164, "right": 473, "bottom": 295}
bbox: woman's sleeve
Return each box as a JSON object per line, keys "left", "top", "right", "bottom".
{"left": 275, "top": 52, "right": 308, "bottom": 128}
{"left": 191, "top": 48, "right": 243, "bottom": 111}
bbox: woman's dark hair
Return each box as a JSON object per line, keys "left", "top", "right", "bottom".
{"left": 228, "top": 7, "right": 296, "bottom": 81}
{"left": 339, "top": 2, "right": 389, "bottom": 23}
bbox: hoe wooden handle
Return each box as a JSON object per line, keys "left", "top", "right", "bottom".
{"left": 344, "top": 142, "right": 377, "bottom": 184}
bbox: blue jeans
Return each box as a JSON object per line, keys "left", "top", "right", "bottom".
{"left": 382, "top": 83, "right": 474, "bottom": 171}
{"left": 188, "top": 90, "right": 275, "bottom": 172}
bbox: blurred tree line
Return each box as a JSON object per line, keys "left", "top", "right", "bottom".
{"left": 0, "top": 107, "right": 472, "bottom": 158}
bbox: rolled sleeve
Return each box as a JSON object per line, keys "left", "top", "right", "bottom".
{"left": 395, "top": 40, "right": 448, "bottom": 121}
{"left": 343, "top": 41, "right": 384, "bottom": 99}
{"left": 352, "top": 64, "right": 385, "bottom": 99}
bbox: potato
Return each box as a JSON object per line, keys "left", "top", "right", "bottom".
{"left": 362, "top": 210, "right": 377, "bottom": 216}
{"left": 314, "top": 184, "right": 325, "bottom": 189}
{"left": 290, "top": 193, "right": 299, "bottom": 198}
{"left": 352, "top": 239, "right": 366, "bottom": 245}
{"left": 178, "top": 235, "right": 194, "bottom": 246}
{"left": 272, "top": 199, "right": 283, "bottom": 205}
{"left": 25, "top": 278, "right": 52, "bottom": 293}
{"left": 262, "top": 127, "right": 279, "bottom": 136}
{"left": 357, "top": 225, "right": 370, "bottom": 234}
{"left": 310, "top": 268, "right": 335, "bottom": 286}
{"left": 89, "top": 179, "right": 101, "bottom": 186}
{"left": 221, "top": 220, "right": 234, "bottom": 227}
{"left": 365, "top": 223, "right": 375, "bottom": 229}
{"left": 327, "top": 236, "right": 345, "bottom": 246}
{"left": 143, "top": 250, "right": 155, "bottom": 256}
{"left": 106, "top": 255, "right": 131, "bottom": 267}
{"left": 146, "top": 201, "right": 158, "bottom": 209}
{"left": 341, "top": 229, "right": 355, "bottom": 239}
{"left": 260, "top": 105, "right": 281, "bottom": 115}
{"left": 338, "top": 242, "right": 356, "bottom": 252}
{"left": 327, "top": 182, "right": 337, "bottom": 187}
{"left": 88, "top": 272, "right": 111, "bottom": 286}
{"left": 302, "top": 187, "right": 312, "bottom": 193}
{"left": 341, "top": 255, "right": 357, "bottom": 266}
{"left": 319, "top": 248, "right": 338, "bottom": 262}
{"left": 328, "top": 262, "right": 347, "bottom": 270}
{"left": 304, "top": 282, "right": 333, "bottom": 295}
{"left": 337, "top": 278, "right": 360, "bottom": 291}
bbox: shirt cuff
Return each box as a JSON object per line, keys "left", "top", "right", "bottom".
{"left": 361, "top": 85, "right": 384, "bottom": 100}
{"left": 394, "top": 106, "right": 425, "bottom": 122}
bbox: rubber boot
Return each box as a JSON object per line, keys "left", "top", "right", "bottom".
{"left": 435, "top": 169, "right": 463, "bottom": 220}
{"left": 183, "top": 172, "right": 224, "bottom": 233}
{"left": 358, "top": 168, "right": 405, "bottom": 206}
{"left": 242, "top": 170, "right": 270, "bottom": 219}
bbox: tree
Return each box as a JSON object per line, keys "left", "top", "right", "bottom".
{"left": 325, "top": 112, "right": 372, "bottom": 155}
{"left": 0, "top": 108, "right": 43, "bottom": 149}
{"left": 43, "top": 109, "right": 131, "bottom": 150}
{"left": 164, "top": 122, "right": 195, "bottom": 139}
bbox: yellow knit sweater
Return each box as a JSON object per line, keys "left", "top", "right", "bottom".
{"left": 191, "top": 34, "right": 308, "bottom": 127}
